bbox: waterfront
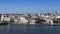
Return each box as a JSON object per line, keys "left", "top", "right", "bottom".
{"left": 0, "top": 24, "right": 60, "bottom": 34}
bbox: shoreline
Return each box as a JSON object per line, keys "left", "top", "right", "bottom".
{"left": 1, "top": 20, "right": 60, "bottom": 26}
{"left": 0, "top": 21, "right": 60, "bottom": 26}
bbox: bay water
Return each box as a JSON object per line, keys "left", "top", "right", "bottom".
{"left": 0, "top": 24, "right": 60, "bottom": 34}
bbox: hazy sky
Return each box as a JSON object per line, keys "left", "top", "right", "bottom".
{"left": 0, "top": 0, "right": 60, "bottom": 13}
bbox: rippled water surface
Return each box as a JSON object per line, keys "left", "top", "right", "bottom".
{"left": 0, "top": 24, "right": 60, "bottom": 34}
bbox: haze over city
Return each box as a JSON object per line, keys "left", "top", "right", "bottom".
{"left": 0, "top": 0, "right": 60, "bottom": 13}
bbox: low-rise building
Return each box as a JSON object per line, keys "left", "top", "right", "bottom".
{"left": 1, "top": 14, "right": 11, "bottom": 22}
{"left": 3, "top": 17, "right": 11, "bottom": 22}
{"left": 19, "top": 16, "right": 28, "bottom": 24}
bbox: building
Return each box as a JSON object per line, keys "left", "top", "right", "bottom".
{"left": 1, "top": 14, "right": 11, "bottom": 22}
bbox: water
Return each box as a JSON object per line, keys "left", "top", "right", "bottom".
{"left": 0, "top": 24, "right": 60, "bottom": 34}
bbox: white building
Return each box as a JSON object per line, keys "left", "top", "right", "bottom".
{"left": 30, "top": 19, "right": 35, "bottom": 24}
{"left": 1, "top": 14, "right": 11, "bottom": 22}
{"left": 19, "top": 16, "right": 28, "bottom": 24}
{"left": 43, "top": 18, "right": 53, "bottom": 25}
{"left": 56, "top": 16, "right": 60, "bottom": 18}
{"left": 3, "top": 17, "right": 11, "bottom": 22}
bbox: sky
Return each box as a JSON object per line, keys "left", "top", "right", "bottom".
{"left": 0, "top": 0, "right": 60, "bottom": 14}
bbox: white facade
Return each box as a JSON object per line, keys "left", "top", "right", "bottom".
{"left": 44, "top": 19, "right": 53, "bottom": 25}
{"left": 14, "top": 19, "right": 18, "bottom": 22}
{"left": 19, "top": 17, "right": 28, "bottom": 24}
{"left": 1, "top": 14, "right": 11, "bottom": 22}
{"left": 30, "top": 20, "right": 35, "bottom": 24}
{"left": 45, "top": 15, "right": 50, "bottom": 18}
{"left": 56, "top": 16, "right": 60, "bottom": 18}
{"left": 41, "top": 15, "right": 45, "bottom": 17}
{"left": 3, "top": 17, "right": 11, "bottom": 22}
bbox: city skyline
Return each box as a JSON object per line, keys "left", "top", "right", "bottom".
{"left": 0, "top": 0, "right": 60, "bottom": 13}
